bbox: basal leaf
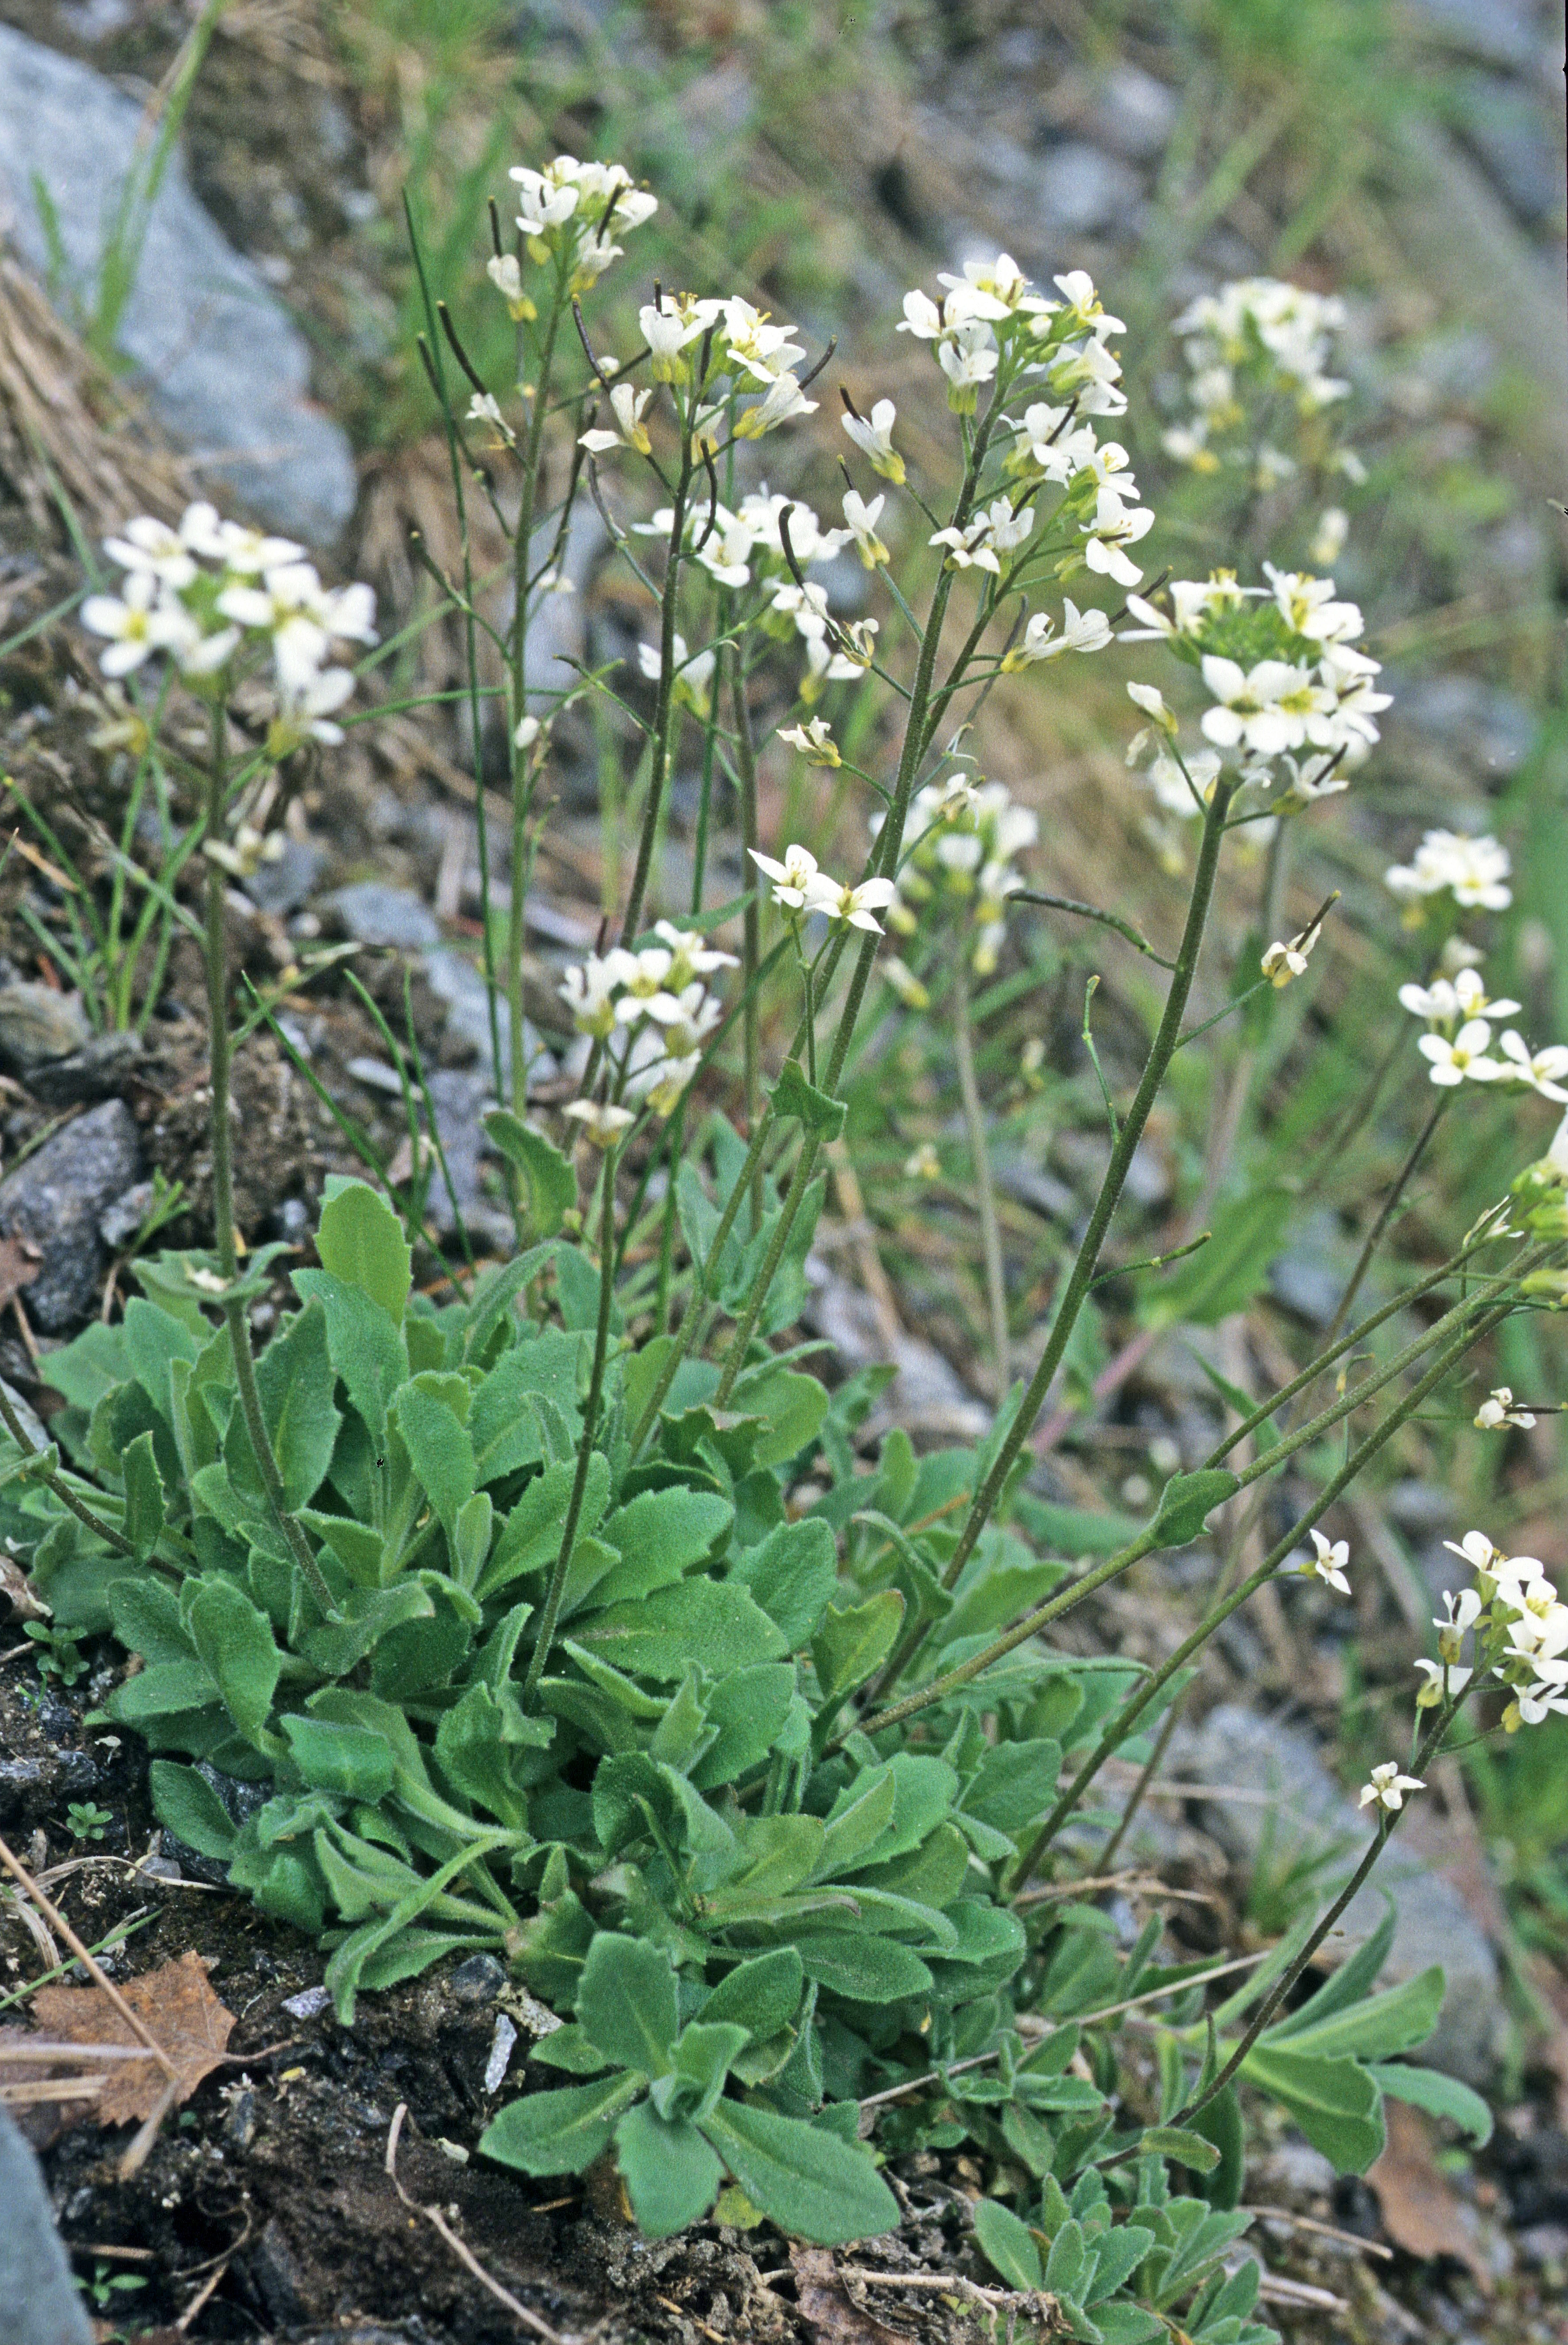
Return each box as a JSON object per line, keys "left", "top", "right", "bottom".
{"left": 1241, "top": 2041, "right": 1386, "bottom": 2174}
{"left": 483, "top": 1111, "right": 577, "bottom": 1238}
{"left": 973, "top": 2198, "right": 1044, "bottom": 2290}
{"left": 316, "top": 1177, "right": 412, "bottom": 1327}
{"left": 576, "top": 1932, "right": 679, "bottom": 2077}
{"left": 810, "top": 1592, "right": 905, "bottom": 1703}
{"left": 187, "top": 1578, "right": 281, "bottom": 1748}
{"left": 615, "top": 2102, "right": 721, "bottom": 2239}
{"left": 479, "top": 2072, "right": 643, "bottom": 2176}
{"left": 148, "top": 1760, "right": 238, "bottom": 1860}
{"left": 699, "top": 2098, "right": 897, "bottom": 2246}
{"left": 572, "top": 1580, "right": 786, "bottom": 1683}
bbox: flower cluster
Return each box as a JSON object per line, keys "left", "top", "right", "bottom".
{"left": 1162, "top": 277, "right": 1362, "bottom": 503}
{"left": 558, "top": 922, "right": 735, "bottom": 1121}
{"left": 1422, "top": 1531, "right": 1568, "bottom": 1731}
{"left": 1386, "top": 829, "right": 1513, "bottom": 915}
{"left": 1400, "top": 968, "right": 1568, "bottom": 1099}
{"left": 506, "top": 154, "right": 656, "bottom": 293}
{"left": 630, "top": 292, "right": 816, "bottom": 440}
{"left": 748, "top": 845, "right": 897, "bottom": 934}
{"left": 876, "top": 773, "right": 1038, "bottom": 975}
{"left": 1123, "top": 563, "right": 1389, "bottom": 810}
{"left": 82, "top": 502, "right": 376, "bottom": 753}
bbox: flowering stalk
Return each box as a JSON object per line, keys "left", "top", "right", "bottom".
{"left": 952, "top": 949, "right": 1010, "bottom": 1399}
{"left": 1322, "top": 1092, "right": 1448, "bottom": 1344}
{"left": 1005, "top": 1301, "right": 1515, "bottom": 1889}
{"left": 620, "top": 439, "right": 697, "bottom": 948}
{"left": 730, "top": 642, "right": 764, "bottom": 1231}
{"left": 522, "top": 1137, "right": 621, "bottom": 1707}
{"left": 201, "top": 706, "right": 339, "bottom": 1622}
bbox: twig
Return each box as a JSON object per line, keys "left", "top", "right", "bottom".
{"left": 1242, "top": 2206, "right": 1393, "bottom": 2260}
{"left": 835, "top": 2270, "right": 1016, "bottom": 2306}
{"left": 385, "top": 2103, "right": 568, "bottom": 2344}
{"left": 1256, "top": 2274, "right": 1349, "bottom": 2313}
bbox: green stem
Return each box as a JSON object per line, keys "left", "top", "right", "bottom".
{"left": 953, "top": 949, "right": 1009, "bottom": 1400}
{"left": 0, "top": 1381, "right": 139, "bottom": 1561}
{"left": 1322, "top": 1092, "right": 1448, "bottom": 1347}
{"left": 202, "top": 704, "right": 339, "bottom": 1621}
{"left": 508, "top": 281, "right": 567, "bottom": 1111}
{"left": 620, "top": 442, "right": 697, "bottom": 947}
{"left": 730, "top": 640, "right": 764, "bottom": 1234}
{"left": 1007, "top": 1303, "right": 1512, "bottom": 1889}
{"left": 522, "top": 1141, "right": 619, "bottom": 1707}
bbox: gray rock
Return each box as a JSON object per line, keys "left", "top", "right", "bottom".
{"left": 1455, "top": 76, "right": 1565, "bottom": 226}
{"left": 0, "top": 984, "right": 90, "bottom": 1079}
{"left": 1403, "top": 0, "right": 1541, "bottom": 66}
{"left": 804, "top": 1265, "right": 990, "bottom": 1447}
{"left": 1, "top": 1378, "right": 49, "bottom": 1451}
{"left": 1169, "top": 1703, "right": 1505, "bottom": 2085}
{"left": 29, "top": 1030, "right": 143, "bottom": 1107}
{"left": 0, "top": 24, "right": 355, "bottom": 543}
{"left": 1389, "top": 671, "right": 1535, "bottom": 777}
{"left": 0, "top": 2104, "right": 94, "bottom": 2345}
{"left": 0, "top": 1099, "right": 141, "bottom": 1332}
{"left": 243, "top": 837, "right": 329, "bottom": 918}
{"left": 449, "top": 1952, "right": 506, "bottom": 2004}
{"left": 1083, "top": 66, "right": 1178, "bottom": 162}
{"left": 322, "top": 882, "right": 440, "bottom": 952}
{"left": 423, "top": 1066, "right": 514, "bottom": 1253}
{"left": 98, "top": 1179, "right": 154, "bottom": 1250}
{"left": 1268, "top": 1208, "right": 1354, "bottom": 1328}
{"left": 1035, "top": 143, "right": 1143, "bottom": 237}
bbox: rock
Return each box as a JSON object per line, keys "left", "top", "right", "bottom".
{"left": 804, "top": 1266, "right": 990, "bottom": 1447}
{"left": 0, "top": 983, "right": 90, "bottom": 1079}
{"left": 1403, "top": 0, "right": 1542, "bottom": 67}
{"left": 0, "top": 1379, "right": 49, "bottom": 1450}
{"left": 1268, "top": 1208, "right": 1354, "bottom": 1328}
{"left": 1389, "top": 671, "right": 1535, "bottom": 778}
{"left": 1034, "top": 142, "right": 1143, "bottom": 237}
{"left": 422, "top": 1066, "right": 514, "bottom": 1254}
{"left": 243, "top": 837, "right": 328, "bottom": 918}
{"left": 321, "top": 882, "right": 440, "bottom": 953}
{"left": 1083, "top": 66, "right": 1178, "bottom": 162}
{"left": 0, "top": 2105, "right": 94, "bottom": 2345}
{"left": 0, "top": 25, "right": 355, "bottom": 543}
{"left": 993, "top": 1154, "right": 1078, "bottom": 1224}
{"left": 98, "top": 1180, "right": 154, "bottom": 1251}
{"left": 28, "top": 1030, "right": 143, "bottom": 1107}
{"left": 1454, "top": 75, "right": 1565, "bottom": 226}
{"left": 449, "top": 1953, "right": 506, "bottom": 2005}
{"left": 1169, "top": 1703, "right": 1505, "bottom": 2085}
{"left": 0, "top": 1099, "right": 140, "bottom": 1332}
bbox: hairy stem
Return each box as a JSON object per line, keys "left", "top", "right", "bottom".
{"left": 1322, "top": 1093, "right": 1448, "bottom": 1346}
{"left": 507, "top": 285, "right": 566, "bottom": 1109}
{"left": 523, "top": 1143, "right": 619, "bottom": 1706}
{"left": 953, "top": 948, "right": 1009, "bottom": 1399}
{"left": 620, "top": 444, "right": 697, "bottom": 946}
{"left": 730, "top": 641, "right": 764, "bottom": 1234}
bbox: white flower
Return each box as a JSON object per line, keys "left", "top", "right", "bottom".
{"left": 1359, "top": 1762, "right": 1425, "bottom": 1813}
{"left": 842, "top": 397, "right": 905, "bottom": 483}
{"left": 515, "top": 715, "right": 542, "bottom": 750}
{"left": 579, "top": 383, "right": 654, "bottom": 455}
{"left": 81, "top": 571, "right": 188, "bottom": 677}
{"left": 639, "top": 632, "right": 715, "bottom": 716}
{"left": 1005, "top": 599, "right": 1112, "bottom": 668}
{"left": 1199, "top": 656, "right": 1335, "bottom": 756}
{"left": 841, "top": 490, "right": 890, "bottom": 570}
{"left": 803, "top": 871, "right": 899, "bottom": 933}
{"left": 270, "top": 664, "right": 354, "bottom": 749}
{"left": 720, "top": 296, "right": 805, "bottom": 383}
{"left": 1495, "top": 1032, "right": 1568, "bottom": 1103}
{"left": 1443, "top": 1532, "right": 1503, "bottom": 1578}
{"left": 750, "top": 842, "right": 820, "bottom": 911}
{"left": 559, "top": 957, "right": 620, "bottom": 1038}
{"left": 563, "top": 1099, "right": 634, "bottom": 1148}
{"left": 466, "top": 391, "right": 515, "bottom": 444}
{"left": 1264, "top": 565, "right": 1364, "bottom": 645}
{"left": 625, "top": 1052, "right": 700, "bottom": 1118}
{"left": 1414, "top": 1657, "right": 1472, "bottom": 1706}
{"left": 897, "top": 289, "right": 945, "bottom": 340}
{"left": 640, "top": 294, "right": 717, "bottom": 382}
{"left": 486, "top": 253, "right": 535, "bottom": 320}
{"left": 651, "top": 921, "right": 737, "bottom": 980}
{"left": 905, "top": 1140, "right": 941, "bottom": 1180}
{"left": 1127, "top": 681, "right": 1177, "bottom": 734}
{"left": 1310, "top": 508, "right": 1350, "bottom": 567}
{"left": 1399, "top": 970, "right": 1521, "bottom": 1025}
{"left": 102, "top": 514, "right": 198, "bottom": 589}
{"left": 1516, "top": 1683, "right": 1568, "bottom": 1726}
{"left": 1474, "top": 1386, "right": 1536, "bottom": 1431}
{"left": 1435, "top": 1587, "right": 1484, "bottom": 1637}
{"left": 930, "top": 518, "right": 1001, "bottom": 574}
{"left": 1417, "top": 1018, "right": 1503, "bottom": 1087}
{"left": 937, "top": 323, "right": 999, "bottom": 411}
{"left": 734, "top": 372, "right": 817, "bottom": 439}
{"left": 1304, "top": 1528, "right": 1351, "bottom": 1594}
{"left": 1261, "top": 924, "right": 1320, "bottom": 987}
{"left": 778, "top": 717, "right": 842, "bottom": 767}
{"left": 178, "top": 503, "right": 303, "bottom": 574}
{"left": 1385, "top": 830, "right": 1512, "bottom": 912}
{"left": 1082, "top": 505, "right": 1153, "bottom": 586}
{"left": 883, "top": 957, "right": 930, "bottom": 1011}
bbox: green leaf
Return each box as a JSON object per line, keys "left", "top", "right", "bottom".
{"left": 576, "top": 1932, "right": 680, "bottom": 2078}
{"left": 452, "top": 1490, "right": 494, "bottom": 1592}
{"left": 1272, "top": 1967, "right": 1444, "bottom": 2064}
{"left": 471, "top": 1333, "right": 586, "bottom": 1481}
{"left": 1082, "top": 2222, "right": 1155, "bottom": 2305}
{"left": 699, "top": 2099, "right": 897, "bottom": 2246}
{"left": 479, "top": 2072, "right": 643, "bottom": 2176}
{"left": 484, "top": 1111, "right": 577, "bottom": 1237}
{"left": 186, "top": 1578, "right": 281, "bottom": 1748}
{"left": 391, "top": 1373, "right": 477, "bottom": 1542}
{"left": 615, "top": 2102, "right": 722, "bottom": 2239}
{"left": 701, "top": 1949, "right": 805, "bottom": 2044}
{"left": 690, "top": 1666, "right": 797, "bottom": 1790}
{"left": 815, "top": 1768, "right": 897, "bottom": 1878}
{"left": 254, "top": 1299, "right": 341, "bottom": 1512}
{"left": 1367, "top": 2063, "right": 1493, "bottom": 2146}
{"left": 744, "top": 1369, "right": 830, "bottom": 1470}
{"left": 1138, "top": 2126, "right": 1221, "bottom": 2173}
{"left": 1044, "top": 2217, "right": 1089, "bottom": 2301}
{"left": 972, "top": 2199, "right": 1043, "bottom": 2290}
{"left": 120, "top": 1430, "right": 165, "bottom": 1559}
{"left": 1241, "top": 2042, "right": 1386, "bottom": 2174}
{"left": 790, "top": 1933, "right": 933, "bottom": 2002}
{"left": 571, "top": 1580, "right": 786, "bottom": 1683}
{"left": 1141, "top": 1182, "right": 1293, "bottom": 1329}
{"left": 730, "top": 1517, "right": 838, "bottom": 1648}
{"left": 810, "top": 1592, "right": 905, "bottom": 1702}
{"left": 1148, "top": 1468, "right": 1240, "bottom": 1549}
{"left": 653, "top": 2022, "right": 751, "bottom": 2123}
{"left": 1272, "top": 1901, "right": 1395, "bottom": 2038}
{"left": 592, "top": 1487, "right": 735, "bottom": 1606}
{"left": 772, "top": 1057, "right": 846, "bottom": 1141}
{"left": 962, "top": 1739, "right": 1062, "bottom": 1834}
{"left": 148, "top": 1760, "right": 237, "bottom": 1860}
{"left": 279, "top": 1715, "right": 396, "bottom": 1803}
{"left": 1185, "top": 2085, "right": 1245, "bottom": 2210}
{"left": 291, "top": 1269, "right": 407, "bottom": 1442}
{"left": 316, "top": 1178, "right": 412, "bottom": 1327}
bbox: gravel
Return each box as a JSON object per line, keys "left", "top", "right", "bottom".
{"left": 0, "top": 1099, "right": 142, "bottom": 1332}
